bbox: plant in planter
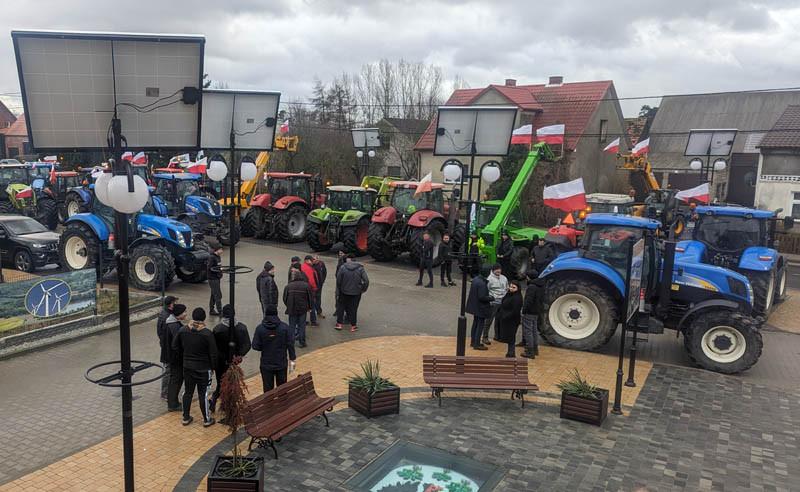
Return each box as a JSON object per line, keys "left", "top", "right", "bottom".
{"left": 556, "top": 368, "right": 609, "bottom": 426}
{"left": 346, "top": 360, "right": 400, "bottom": 418}
{"left": 207, "top": 362, "right": 264, "bottom": 491}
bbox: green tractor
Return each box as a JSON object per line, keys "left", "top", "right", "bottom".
{"left": 0, "top": 163, "right": 59, "bottom": 230}
{"left": 306, "top": 176, "right": 398, "bottom": 256}
{"left": 473, "top": 142, "right": 555, "bottom": 278}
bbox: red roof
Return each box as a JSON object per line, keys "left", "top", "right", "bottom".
{"left": 415, "top": 81, "right": 613, "bottom": 151}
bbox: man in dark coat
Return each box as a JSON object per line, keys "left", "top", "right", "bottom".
{"left": 209, "top": 304, "right": 252, "bottom": 413}
{"left": 312, "top": 254, "right": 327, "bottom": 319}
{"left": 207, "top": 244, "right": 223, "bottom": 316}
{"left": 252, "top": 306, "right": 297, "bottom": 392}
{"left": 288, "top": 256, "right": 307, "bottom": 283}
{"left": 283, "top": 270, "right": 314, "bottom": 347}
{"left": 521, "top": 276, "right": 545, "bottom": 358}
{"left": 172, "top": 308, "right": 218, "bottom": 426}
{"left": 301, "top": 256, "right": 320, "bottom": 326}
{"left": 532, "top": 238, "right": 555, "bottom": 274}
{"left": 416, "top": 231, "right": 434, "bottom": 288}
{"left": 497, "top": 281, "right": 523, "bottom": 357}
{"left": 336, "top": 255, "right": 369, "bottom": 332}
{"left": 164, "top": 303, "right": 187, "bottom": 411}
{"left": 256, "top": 261, "right": 279, "bottom": 317}
{"left": 157, "top": 295, "right": 178, "bottom": 399}
{"left": 334, "top": 249, "right": 347, "bottom": 319}
{"left": 439, "top": 233, "right": 455, "bottom": 287}
{"left": 496, "top": 231, "right": 514, "bottom": 278}
{"left": 466, "top": 266, "right": 493, "bottom": 350}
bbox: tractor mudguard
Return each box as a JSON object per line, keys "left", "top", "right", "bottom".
{"left": 540, "top": 251, "right": 626, "bottom": 297}
{"left": 739, "top": 247, "right": 778, "bottom": 272}
{"left": 408, "top": 210, "right": 445, "bottom": 228}
{"left": 674, "top": 240, "right": 705, "bottom": 263}
{"left": 676, "top": 299, "right": 748, "bottom": 331}
{"left": 137, "top": 214, "right": 193, "bottom": 248}
{"left": 307, "top": 208, "right": 330, "bottom": 224}
{"left": 340, "top": 210, "right": 368, "bottom": 226}
{"left": 249, "top": 193, "right": 272, "bottom": 208}
{"left": 273, "top": 195, "right": 307, "bottom": 210}
{"left": 372, "top": 206, "right": 396, "bottom": 225}
{"left": 74, "top": 187, "right": 92, "bottom": 204}
{"left": 673, "top": 261, "right": 753, "bottom": 305}
{"left": 184, "top": 195, "right": 222, "bottom": 218}
{"left": 64, "top": 213, "right": 110, "bottom": 241}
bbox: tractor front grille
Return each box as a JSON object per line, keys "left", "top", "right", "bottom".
{"left": 182, "top": 231, "right": 193, "bottom": 248}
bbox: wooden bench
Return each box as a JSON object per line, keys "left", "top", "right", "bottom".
{"left": 243, "top": 372, "right": 335, "bottom": 459}
{"left": 422, "top": 355, "right": 538, "bottom": 407}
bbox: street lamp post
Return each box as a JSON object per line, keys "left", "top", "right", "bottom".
{"left": 351, "top": 128, "right": 381, "bottom": 179}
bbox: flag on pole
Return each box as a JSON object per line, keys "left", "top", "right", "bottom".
{"left": 42, "top": 155, "right": 57, "bottom": 162}
{"left": 675, "top": 182, "right": 710, "bottom": 203}
{"left": 121, "top": 151, "right": 133, "bottom": 161}
{"left": 543, "top": 178, "right": 587, "bottom": 211}
{"left": 536, "top": 124, "right": 565, "bottom": 145}
{"left": 280, "top": 119, "right": 290, "bottom": 134}
{"left": 631, "top": 137, "right": 650, "bottom": 156}
{"left": 414, "top": 172, "right": 433, "bottom": 197}
{"left": 184, "top": 156, "right": 207, "bottom": 174}
{"left": 49, "top": 163, "right": 57, "bottom": 184}
{"left": 169, "top": 153, "right": 191, "bottom": 168}
{"left": 132, "top": 151, "right": 147, "bottom": 165}
{"left": 13, "top": 185, "right": 33, "bottom": 200}
{"left": 510, "top": 124, "right": 533, "bottom": 145}
{"left": 603, "top": 137, "right": 621, "bottom": 154}
{"left": 469, "top": 203, "right": 477, "bottom": 234}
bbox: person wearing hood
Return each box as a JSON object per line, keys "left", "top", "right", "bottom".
{"left": 207, "top": 243, "right": 223, "bottom": 316}
{"left": 521, "top": 274, "right": 545, "bottom": 359}
{"left": 497, "top": 281, "right": 523, "bottom": 358}
{"left": 335, "top": 254, "right": 369, "bottom": 332}
{"left": 164, "top": 303, "right": 187, "bottom": 411}
{"left": 157, "top": 295, "right": 178, "bottom": 400}
{"left": 312, "top": 254, "right": 327, "bottom": 320}
{"left": 209, "top": 305, "right": 252, "bottom": 413}
{"left": 252, "top": 305, "right": 297, "bottom": 392}
{"left": 466, "top": 265, "right": 493, "bottom": 350}
{"left": 256, "top": 261, "right": 279, "bottom": 317}
{"left": 172, "top": 308, "right": 217, "bottom": 427}
{"left": 283, "top": 269, "right": 314, "bottom": 348}
{"left": 288, "top": 256, "right": 307, "bottom": 283}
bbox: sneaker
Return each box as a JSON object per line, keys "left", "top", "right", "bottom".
{"left": 520, "top": 352, "right": 535, "bottom": 359}
{"left": 168, "top": 406, "right": 181, "bottom": 412}
{"left": 441, "top": 282, "right": 448, "bottom": 287}
{"left": 335, "top": 324, "right": 343, "bottom": 331}
{"left": 482, "top": 339, "right": 491, "bottom": 345}
{"left": 203, "top": 418, "right": 216, "bottom": 428}
{"left": 182, "top": 416, "right": 193, "bottom": 426}
{"left": 350, "top": 325, "right": 358, "bottom": 333}
{"left": 310, "top": 322, "right": 319, "bottom": 327}
{"left": 449, "top": 281, "right": 456, "bottom": 286}
{"left": 425, "top": 284, "right": 433, "bottom": 288}
{"left": 473, "top": 345, "right": 488, "bottom": 351}
{"left": 415, "top": 281, "right": 423, "bottom": 286}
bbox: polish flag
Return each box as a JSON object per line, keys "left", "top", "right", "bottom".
{"left": 511, "top": 124, "right": 533, "bottom": 145}
{"left": 14, "top": 185, "right": 33, "bottom": 200}
{"left": 536, "top": 124, "right": 565, "bottom": 145}
{"left": 414, "top": 172, "right": 433, "bottom": 197}
{"left": 279, "top": 119, "right": 290, "bottom": 134}
{"left": 131, "top": 151, "right": 147, "bottom": 165}
{"left": 675, "top": 182, "right": 710, "bottom": 203}
{"left": 121, "top": 151, "right": 133, "bottom": 161}
{"left": 49, "top": 163, "right": 57, "bottom": 184}
{"left": 603, "top": 137, "right": 621, "bottom": 154}
{"left": 43, "top": 155, "right": 58, "bottom": 162}
{"left": 543, "top": 178, "right": 587, "bottom": 212}
{"left": 184, "top": 156, "right": 207, "bottom": 174}
{"left": 631, "top": 137, "right": 650, "bottom": 156}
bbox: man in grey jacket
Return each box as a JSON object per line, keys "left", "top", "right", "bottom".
{"left": 483, "top": 263, "right": 508, "bottom": 345}
{"left": 335, "top": 254, "right": 369, "bottom": 333}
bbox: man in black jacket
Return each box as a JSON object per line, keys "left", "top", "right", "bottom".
{"left": 336, "top": 255, "right": 369, "bottom": 332}
{"left": 334, "top": 249, "right": 347, "bottom": 319}
{"left": 312, "top": 254, "right": 327, "bottom": 320}
{"left": 288, "top": 256, "right": 307, "bottom": 283}
{"left": 496, "top": 231, "right": 514, "bottom": 278}
{"left": 532, "top": 238, "right": 555, "bottom": 275}
{"left": 439, "top": 233, "right": 455, "bottom": 287}
{"left": 157, "top": 295, "right": 178, "bottom": 399}
{"left": 209, "top": 304, "right": 252, "bottom": 413}
{"left": 172, "top": 308, "right": 217, "bottom": 427}
{"left": 207, "top": 244, "right": 223, "bottom": 316}
{"left": 415, "top": 231, "right": 434, "bottom": 288}
{"left": 466, "top": 266, "right": 493, "bottom": 350}
{"left": 521, "top": 276, "right": 545, "bottom": 358}
{"left": 256, "top": 261, "right": 279, "bottom": 317}
{"left": 164, "top": 303, "right": 187, "bottom": 411}
{"left": 252, "top": 306, "right": 297, "bottom": 392}
{"left": 283, "top": 270, "right": 313, "bottom": 348}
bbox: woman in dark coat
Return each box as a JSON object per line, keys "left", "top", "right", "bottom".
{"left": 497, "top": 281, "right": 523, "bottom": 357}
{"left": 466, "top": 265, "right": 493, "bottom": 350}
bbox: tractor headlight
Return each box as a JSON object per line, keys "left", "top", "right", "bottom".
{"left": 727, "top": 277, "right": 748, "bottom": 299}
{"left": 32, "top": 243, "right": 47, "bottom": 248}
{"left": 168, "top": 228, "right": 188, "bottom": 248}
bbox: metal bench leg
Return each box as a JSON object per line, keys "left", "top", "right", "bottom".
{"left": 436, "top": 388, "right": 443, "bottom": 407}
{"left": 265, "top": 438, "right": 278, "bottom": 460}
{"left": 253, "top": 437, "right": 279, "bottom": 459}
{"left": 320, "top": 411, "right": 330, "bottom": 427}
{"left": 248, "top": 437, "right": 255, "bottom": 451}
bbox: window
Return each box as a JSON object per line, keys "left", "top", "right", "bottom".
{"left": 599, "top": 119, "right": 608, "bottom": 143}
{"left": 387, "top": 166, "right": 401, "bottom": 177}
{"left": 792, "top": 192, "right": 800, "bottom": 219}
{"left": 8, "top": 147, "right": 19, "bottom": 157}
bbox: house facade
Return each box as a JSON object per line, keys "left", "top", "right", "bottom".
{"left": 0, "top": 114, "right": 30, "bottom": 159}
{"left": 754, "top": 105, "right": 800, "bottom": 218}
{"left": 376, "top": 118, "right": 429, "bottom": 179}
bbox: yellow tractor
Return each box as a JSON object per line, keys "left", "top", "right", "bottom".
{"left": 618, "top": 153, "right": 686, "bottom": 235}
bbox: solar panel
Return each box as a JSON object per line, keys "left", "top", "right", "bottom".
{"left": 12, "top": 30, "right": 205, "bottom": 152}
{"left": 684, "top": 129, "right": 738, "bottom": 156}
{"left": 200, "top": 90, "right": 281, "bottom": 151}
{"left": 433, "top": 106, "right": 517, "bottom": 156}
{"left": 351, "top": 128, "right": 381, "bottom": 148}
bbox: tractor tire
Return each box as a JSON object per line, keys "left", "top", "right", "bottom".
{"left": 218, "top": 222, "right": 241, "bottom": 246}
{"left": 247, "top": 207, "right": 271, "bottom": 239}
{"left": 368, "top": 222, "right": 396, "bottom": 262}
{"left": 0, "top": 201, "right": 14, "bottom": 214}
{"left": 508, "top": 246, "right": 530, "bottom": 281}
{"left": 775, "top": 264, "right": 788, "bottom": 304}
{"left": 540, "top": 277, "right": 619, "bottom": 350}
{"left": 176, "top": 264, "right": 207, "bottom": 283}
{"left": 744, "top": 270, "right": 776, "bottom": 316}
{"left": 451, "top": 223, "right": 467, "bottom": 255}
{"left": 240, "top": 209, "right": 256, "bottom": 237}
{"left": 130, "top": 243, "right": 175, "bottom": 291}
{"left": 59, "top": 222, "right": 101, "bottom": 272}
{"left": 409, "top": 220, "right": 446, "bottom": 266}
{"left": 37, "top": 197, "right": 59, "bottom": 230}
{"left": 65, "top": 192, "right": 88, "bottom": 218}
{"left": 306, "top": 221, "right": 332, "bottom": 252}
{"left": 275, "top": 205, "right": 307, "bottom": 243}
{"left": 342, "top": 218, "right": 370, "bottom": 256}
{"left": 685, "top": 310, "right": 762, "bottom": 374}
{"left": 14, "top": 249, "right": 35, "bottom": 273}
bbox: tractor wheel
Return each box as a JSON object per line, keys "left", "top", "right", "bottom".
{"left": 65, "top": 192, "right": 88, "bottom": 218}
{"left": 775, "top": 264, "right": 788, "bottom": 304}
{"left": 540, "top": 277, "right": 619, "bottom": 350}
{"left": 218, "top": 222, "right": 241, "bottom": 246}
{"left": 37, "top": 197, "right": 59, "bottom": 230}
{"left": 306, "top": 221, "right": 332, "bottom": 252}
{"left": 744, "top": 270, "right": 776, "bottom": 316}
{"left": 247, "top": 207, "right": 271, "bottom": 239}
{"left": 240, "top": 209, "right": 256, "bottom": 237}
{"left": 0, "top": 201, "right": 14, "bottom": 214}
{"left": 508, "top": 246, "right": 530, "bottom": 280}
{"left": 14, "top": 249, "right": 35, "bottom": 273}
{"left": 342, "top": 218, "right": 370, "bottom": 256}
{"left": 59, "top": 222, "right": 101, "bottom": 272}
{"left": 685, "top": 311, "right": 762, "bottom": 374}
{"left": 275, "top": 205, "right": 307, "bottom": 243}
{"left": 176, "top": 264, "right": 207, "bottom": 283}
{"left": 368, "top": 222, "right": 396, "bottom": 261}
{"left": 130, "top": 243, "right": 175, "bottom": 291}
{"left": 451, "top": 223, "right": 467, "bottom": 255}
{"left": 409, "top": 220, "right": 446, "bottom": 266}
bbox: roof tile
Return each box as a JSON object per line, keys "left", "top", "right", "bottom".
{"left": 759, "top": 105, "right": 800, "bottom": 149}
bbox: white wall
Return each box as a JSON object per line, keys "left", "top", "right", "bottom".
{"left": 755, "top": 153, "right": 800, "bottom": 216}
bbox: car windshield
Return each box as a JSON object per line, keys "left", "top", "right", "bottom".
{"left": 0, "top": 168, "right": 29, "bottom": 183}
{"left": 392, "top": 188, "right": 442, "bottom": 214}
{"left": 582, "top": 225, "right": 643, "bottom": 276}
{"left": 695, "top": 215, "right": 763, "bottom": 251}
{"left": 327, "top": 191, "right": 362, "bottom": 211}
{"left": 29, "top": 167, "right": 52, "bottom": 179}
{"left": 4, "top": 218, "right": 48, "bottom": 235}
{"left": 477, "top": 204, "right": 498, "bottom": 229}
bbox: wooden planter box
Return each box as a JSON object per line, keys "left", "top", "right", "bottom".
{"left": 559, "top": 389, "right": 609, "bottom": 426}
{"left": 348, "top": 384, "right": 400, "bottom": 418}
{"left": 207, "top": 455, "right": 264, "bottom": 492}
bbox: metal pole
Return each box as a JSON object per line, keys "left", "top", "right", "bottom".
{"left": 625, "top": 317, "right": 638, "bottom": 387}
{"left": 612, "top": 321, "right": 626, "bottom": 415}
{"left": 456, "top": 120, "right": 479, "bottom": 357}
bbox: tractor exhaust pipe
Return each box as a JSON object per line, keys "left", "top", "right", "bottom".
{"left": 658, "top": 240, "right": 677, "bottom": 317}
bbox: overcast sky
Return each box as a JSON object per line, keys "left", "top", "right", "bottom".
{"left": 1, "top": 0, "right": 799, "bottom": 117}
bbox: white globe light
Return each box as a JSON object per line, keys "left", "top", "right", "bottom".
{"left": 107, "top": 175, "right": 150, "bottom": 214}
{"left": 240, "top": 161, "right": 258, "bottom": 181}
{"left": 713, "top": 159, "right": 727, "bottom": 171}
{"left": 207, "top": 160, "right": 228, "bottom": 182}
{"left": 94, "top": 172, "right": 113, "bottom": 206}
{"left": 443, "top": 163, "right": 462, "bottom": 182}
{"left": 368, "top": 150, "right": 376, "bottom": 158}
{"left": 482, "top": 164, "right": 501, "bottom": 183}
{"left": 356, "top": 150, "right": 364, "bottom": 158}
{"left": 689, "top": 158, "right": 703, "bottom": 171}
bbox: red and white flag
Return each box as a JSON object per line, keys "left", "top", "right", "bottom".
{"left": 675, "top": 182, "right": 710, "bottom": 203}
{"left": 543, "top": 178, "right": 587, "bottom": 212}
{"left": 14, "top": 185, "right": 33, "bottom": 200}
{"left": 631, "top": 137, "right": 650, "bottom": 156}
{"left": 184, "top": 156, "right": 207, "bottom": 174}
{"left": 131, "top": 151, "right": 147, "bottom": 165}
{"left": 603, "top": 137, "right": 621, "bottom": 154}
{"left": 536, "top": 124, "right": 565, "bottom": 145}
{"left": 169, "top": 153, "right": 191, "bottom": 166}
{"left": 121, "top": 151, "right": 133, "bottom": 161}
{"left": 510, "top": 124, "right": 533, "bottom": 145}
{"left": 279, "top": 119, "right": 290, "bottom": 134}
{"left": 414, "top": 172, "right": 433, "bottom": 197}
{"left": 42, "top": 155, "right": 57, "bottom": 162}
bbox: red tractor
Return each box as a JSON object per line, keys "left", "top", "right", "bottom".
{"left": 241, "top": 172, "right": 325, "bottom": 243}
{"left": 368, "top": 181, "right": 464, "bottom": 265}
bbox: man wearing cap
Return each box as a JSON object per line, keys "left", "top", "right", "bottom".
{"left": 164, "top": 303, "right": 188, "bottom": 411}
{"left": 256, "top": 261, "right": 279, "bottom": 317}
{"left": 301, "top": 255, "right": 319, "bottom": 325}
{"left": 288, "top": 256, "right": 307, "bottom": 283}
{"left": 207, "top": 243, "right": 224, "bottom": 316}
{"left": 172, "top": 308, "right": 217, "bottom": 427}
{"left": 157, "top": 295, "right": 178, "bottom": 400}
{"left": 252, "top": 305, "right": 296, "bottom": 392}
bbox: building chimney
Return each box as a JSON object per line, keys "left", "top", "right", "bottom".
{"left": 548, "top": 75, "right": 564, "bottom": 86}
{"left": 505, "top": 78, "right": 517, "bottom": 87}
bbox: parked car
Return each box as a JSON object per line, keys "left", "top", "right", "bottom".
{"left": 0, "top": 214, "right": 60, "bottom": 272}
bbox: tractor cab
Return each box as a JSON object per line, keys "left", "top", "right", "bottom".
{"left": 0, "top": 163, "right": 31, "bottom": 196}
{"left": 388, "top": 181, "right": 444, "bottom": 216}
{"left": 325, "top": 185, "right": 377, "bottom": 214}
{"left": 153, "top": 173, "right": 203, "bottom": 213}
{"left": 578, "top": 215, "right": 654, "bottom": 278}
{"left": 266, "top": 172, "right": 314, "bottom": 203}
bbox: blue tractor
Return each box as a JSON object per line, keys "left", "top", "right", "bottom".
{"left": 152, "top": 173, "right": 239, "bottom": 246}
{"left": 58, "top": 192, "right": 210, "bottom": 290}
{"left": 539, "top": 214, "right": 762, "bottom": 374}
{"left": 677, "top": 206, "right": 792, "bottom": 316}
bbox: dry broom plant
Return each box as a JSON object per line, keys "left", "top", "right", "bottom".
{"left": 217, "top": 363, "right": 257, "bottom": 478}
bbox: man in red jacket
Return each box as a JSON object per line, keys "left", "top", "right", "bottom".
{"left": 301, "top": 255, "right": 320, "bottom": 325}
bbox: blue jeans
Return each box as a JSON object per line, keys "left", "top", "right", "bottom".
{"left": 309, "top": 291, "right": 319, "bottom": 324}
{"left": 289, "top": 314, "right": 307, "bottom": 344}
{"left": 470, "top": 316, "right": 485, "bottom": 347}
